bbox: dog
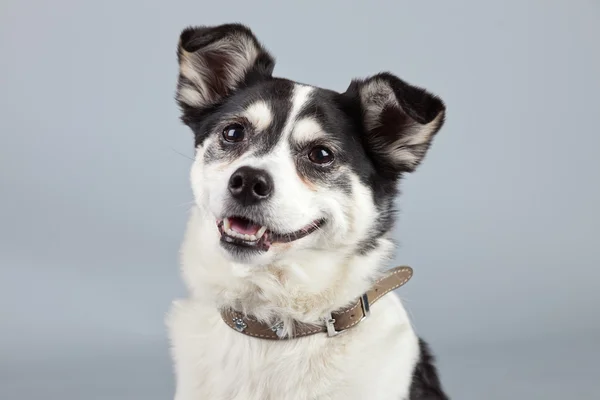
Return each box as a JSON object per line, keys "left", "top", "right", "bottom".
{"left": 167, "top": 23, "right": 449, "bottom": 400}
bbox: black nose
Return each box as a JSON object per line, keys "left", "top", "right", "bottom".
{"left": 228, "top": 166, "right": 274, "bottom": 205}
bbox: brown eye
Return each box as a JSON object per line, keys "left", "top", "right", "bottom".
{"left": 222, "top": 124, "right": 245, "bottom": 142}
{"left": 308, "top": 146, "right": 334, "bottom": 165}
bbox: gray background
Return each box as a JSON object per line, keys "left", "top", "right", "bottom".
{"left": 1, "top": 0, "right": 598, "bottom": 399}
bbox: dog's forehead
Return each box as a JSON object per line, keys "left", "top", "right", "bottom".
{"left": 223, "top": 80, "right": 346, "bottom": 150}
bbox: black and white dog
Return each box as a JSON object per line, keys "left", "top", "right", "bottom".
{"left": 167, "top": 23, "right": 449, "bottom": 400}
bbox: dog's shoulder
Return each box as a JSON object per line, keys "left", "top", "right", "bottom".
{"left": 409, "top": 338, "right": 450, "bottom": 400}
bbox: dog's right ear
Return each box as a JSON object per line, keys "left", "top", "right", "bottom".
{"left": 342, "top": 73, "right": 445, "bottom": 177}
{"left": 176, "top": 24, "right": 275, "bottom": 111}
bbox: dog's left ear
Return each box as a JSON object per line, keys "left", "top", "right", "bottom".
{"left": 344, "top": 73, "right": 446, "bottom": 175}
{"left": 176, "top": 23, "right": 275, "bottom": 110}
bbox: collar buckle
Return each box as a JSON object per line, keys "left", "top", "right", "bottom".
{"left": 325, "top": 314, "right": 339, "bottom": 337}
{"left": 325, "top": 293, "right": 371, "bottom": 337}
{"left": 360, "top": 293, "right": 371, "bottom": 318}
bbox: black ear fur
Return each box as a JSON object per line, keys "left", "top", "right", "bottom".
{"left": 344, "top": 73, "right": 446, "bottom": 176}
{"left": 175, "top": 23, "right": 275, "bottom": 111}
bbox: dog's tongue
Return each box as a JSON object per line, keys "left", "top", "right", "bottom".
{"left": 229, "top": 217, "right": 261, "bottom": 235}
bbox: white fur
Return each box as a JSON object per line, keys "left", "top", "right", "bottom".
{"left": 282, "top": 85, "right": 314, "bottom": 137}
{"left": 291, "top": 117, "right": 326, "bottom": 144}
{"left": 243, "top": 101, "right": 273, "bottom": 132}
{"left": 168, "top": 83, "right": 422, "bottom": 399}
{"left": 177, "top": 86, "right": 204, "bottom": 107}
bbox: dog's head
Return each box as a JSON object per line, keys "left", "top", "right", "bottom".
{"left": 176, "top": 24, "right": 445, "bottom": 267}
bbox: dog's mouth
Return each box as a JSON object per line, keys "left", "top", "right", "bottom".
{"left": 217, "top": 216, "right": 325, "bottom": 252}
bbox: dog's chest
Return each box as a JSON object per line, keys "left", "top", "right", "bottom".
{"left": 168, "top": 296, "right": 419, "bottom": 400}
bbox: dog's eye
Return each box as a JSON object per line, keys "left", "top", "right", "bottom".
{"left": 308, "top": 146, "right": 334, "bottom": 165}
{"left": 222, "top": 124, "right": 245, "bottom": 142}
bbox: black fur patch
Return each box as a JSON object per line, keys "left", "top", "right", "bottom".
{"left": 409, "top": 339, "right": 450, "bottom": 400}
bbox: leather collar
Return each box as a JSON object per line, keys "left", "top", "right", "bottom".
{"left": 221, "top": 266, "right": 413, "bottom": 340}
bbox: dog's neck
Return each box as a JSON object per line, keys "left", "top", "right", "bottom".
{"left": 181, "top": 207, "right": 395, "bottom": 325}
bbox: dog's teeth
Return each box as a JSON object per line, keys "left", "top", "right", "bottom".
{"left": 225, "top": 226, "right": 238, "bottom": 238}
{"left": 221, "top": 219, "right": 265, "bottom": 242}
{"left": 256, "top": 226, "right": 267, "bottom": 239}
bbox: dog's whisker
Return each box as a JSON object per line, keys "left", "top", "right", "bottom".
{"left": 170, "top": 147, "right": 195, "bottom": 162}
{"left": 175, "top": 200, "right": 196, "bottom": 208}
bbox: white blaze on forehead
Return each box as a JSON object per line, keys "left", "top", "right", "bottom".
{"left": 281, "top": 84, "right": 314, "bottom": 139}
{"left": 243, "top": 101, "right": 273, "bottom": 131}
{"left": 291, "top": 117, "right": 325, "bottom": 144}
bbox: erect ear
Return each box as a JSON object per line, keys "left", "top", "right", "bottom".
{"left": 344, "top": 72, "right": 446, "bottom": 175}
{"left": 175, "top": 23, "right": 275, "bottom": 110}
